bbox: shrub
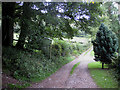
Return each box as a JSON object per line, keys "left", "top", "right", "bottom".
{"left": 118, "top": 55, "right": 120, "bottom": 87}
{"left": 2, "top": 46, "right": 74, "bottom": 82}
{"left": 76, "top": 43, "right": 82, "bottom": 51}
{"left": 3, "top": 46, "right": 46, "bottom": 79}
{"left": 53, "top": 39, "right": 70, "bottom": 56}
{"left": 114, "top": 53, "right": 120, "bottom": 86}
{"left": 51, "top": 43, "right": 62, "bottom": 57}
{"left": 71, "top": 44, "right": 76, "bottom": 50}
{"left": 2, "top": 47, "right": 22, "bottom": 73}
{"left": 73, "top": 50, "right": 78, "bottom": 55}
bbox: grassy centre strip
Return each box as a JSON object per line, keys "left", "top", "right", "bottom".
{"left": 70, "top": 62, "right": 80, "bottom": 75}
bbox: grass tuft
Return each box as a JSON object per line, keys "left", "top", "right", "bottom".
{"left": 70, "top": 62, "right": 80, "bottom": 75}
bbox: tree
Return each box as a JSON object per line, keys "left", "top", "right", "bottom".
{"left": 2, "top": 2, "right": 103, "bottom": 49}
{"left": 92, "top": 23, "right": 119, "bottom": 69}
{"left": 2, "top": 2, "right": 15, "bottom": 46}
{"left": 16, "top": 2, "right": 32, "bottom": 49}
{"left": 102, "top": 2, "right": 120, "bottom": 50}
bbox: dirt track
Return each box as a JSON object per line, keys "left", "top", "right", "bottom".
{"left": 29, "top": 47, "right": 98, "bottom": 88}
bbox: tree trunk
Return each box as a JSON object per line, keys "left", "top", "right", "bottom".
{"left": 102, "top": 63, "right": 104, "bottom": 69}
{"left": 16, "top": 2, "right": 31, "bottom": 49}
{"left": 2, "top": 2, "right": 15, "bottom": 46}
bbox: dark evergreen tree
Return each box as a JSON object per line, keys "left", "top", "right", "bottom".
{"left": 92, "top": 23, "right": 119, "bottom": 69}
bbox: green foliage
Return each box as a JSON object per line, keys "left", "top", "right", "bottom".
{"left": 2, "top": 46, "right": 75, "bottom": 82}
{"left": 26, "top": 35, "right": 52, "bottom": 57}
{"left": 7, "top": 83, "right": 30, "bottom": 88}
{"left": 10, "top": 2, "right": 103, "bottom": 48}
{"left": 92, "top": 23, "right": 119, "bottom": 65}
{"left": 76, "top": 43, "right": 82, "bottom": 51}
{"left": 51, "top": 43, "right": 62, "bottom": 56}
{"left": 88, "top": 62, "right": 118, "bottom": 88}
{"left": 52, "top": 38, "right": 90, "bottom": 57}
{"left": 113, "top": 53, "right": 120, "bottom": 86}
{"left": 101, "top": 2, "right": 120, "bottom": 50}
{"left": 73, "top": 50, "right": 78, "bottom": 55}
{"left": 3, "top": 37, "right": 90, "bottom": 83}
{"left": 2, "top": 47, "right": 22, "bottom": 73}
{"left": 88, "top": 62, "right": 108, "bottom": 69}
{"left": 53, "top": 39, "right": 71, "bottom": 56}
{"left": 118, "top": 55, "right": 120, "bottom": 87}
{"left": 3, "top": 47, "right": 46, "bottom": 79}
{"left": 90, "top": 50, "right": 94, "bottom": 56}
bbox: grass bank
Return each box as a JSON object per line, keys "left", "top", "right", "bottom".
{"left": 88, "top": 62, "right": 118, "bottom": 88}
{"left": 2, "top": 47, "right": 75, "bottom": 88}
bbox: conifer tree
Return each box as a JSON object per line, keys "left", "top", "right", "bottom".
{"left": 92, "top": 23, "right": 119, "bottom": 69}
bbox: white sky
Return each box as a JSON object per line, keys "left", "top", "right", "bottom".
{"left": 46, "top": 0, "right": 52, "bottom": 2}
{"left": 113, "top": 2, "right": 118, "bottom": 9}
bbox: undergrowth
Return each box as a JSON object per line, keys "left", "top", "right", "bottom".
{"left": 2, "top": 39, "right": 91, "bottom": 88}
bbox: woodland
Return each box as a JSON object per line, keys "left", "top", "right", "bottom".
{"left": 1, "top": 1, "right": 120, "bottom": 88}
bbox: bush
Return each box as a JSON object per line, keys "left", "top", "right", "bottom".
{"left": 51, "top": 43, "right": 62, "bottom": 57}
{"left": 73, "top": 50, "right": 78, "bottom": 55}
{"left": 69, "top": 44, "right": 73, "bottom": 54}
{"left": 3, "top": 47, "right": 46, "bottom": 79}
{"left": 71, "top": 44, "right": 76, "bottom": 50}
{"left": 76, "top": 43, "right": 81, "bottom": 51}
{"left": 53, "top": 39, "right": 70, "bottom": 56}
{"left": 2, "top": 47, "right": 22, "bottom": 73}
{"left": 114, "top": 53, "right": 120, "bottom": 85}
{"left": 2, "top": 46, "right": 74, "bottom": 82}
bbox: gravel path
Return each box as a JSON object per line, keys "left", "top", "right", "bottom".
{"left": 29, "top": 47, "right": 98, "bottom": 88}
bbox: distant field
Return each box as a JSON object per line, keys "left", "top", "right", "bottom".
{"left": 13, "top": 33, "right": 20, "bottom": 46}
{"left": 14, "top": 33, "right": 91, "bottom": 46}
{"left": 63, "top": 37, "right": 91, "bottom": 45}
{"left": 14, "top": 33, "right": 20, "bottom": 40}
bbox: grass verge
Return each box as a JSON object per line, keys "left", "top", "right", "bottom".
{"left": 84, "top": 47, "right": 91, "bottom": 56}
{"left": 7, "top": 83, "right": 30, "bottom": 88}
{"left": 70, "top": 62, "right": 80, "bottom": 75}
{"left": 29, "top": 56, "right": 75, "bottom": 83}
{"left": 88, "top": 62, "right": 118, "bottom": 88}
{"left": 90, "top": 50, "right": 94, "bottom": 56}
